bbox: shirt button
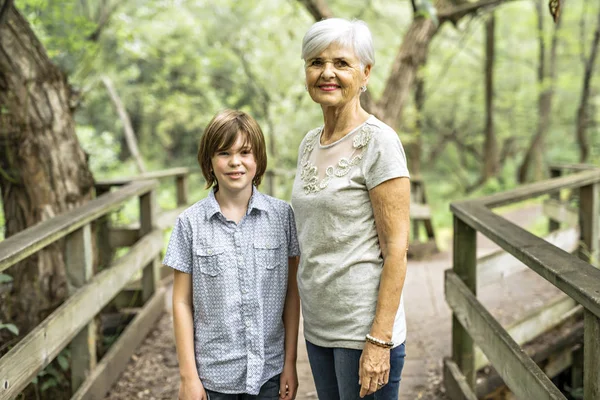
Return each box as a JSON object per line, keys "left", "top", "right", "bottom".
{"left": 242, "top": 287, "right": 248, "bottom": 294}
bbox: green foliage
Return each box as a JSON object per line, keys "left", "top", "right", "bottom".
{"left": 0, "top": 322, "right": 19, "bottom": 336}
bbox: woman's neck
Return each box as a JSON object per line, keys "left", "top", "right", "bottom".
{"left": 214, "top": 186, "right": 252, "bottom": 223}
{"left": 320, "top": 102, "right": 370, "bottom": 145}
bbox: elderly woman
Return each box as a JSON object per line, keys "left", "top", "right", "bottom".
{"left": 291, "top": 18, "right": 411, "bottom": 400}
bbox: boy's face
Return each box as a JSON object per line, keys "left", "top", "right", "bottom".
{"left": 211, "top": 132, "right": 257, "bottom": 196}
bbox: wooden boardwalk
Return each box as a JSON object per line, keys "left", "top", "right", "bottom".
{"left": 103, "top": 205, "right": 569, "bottom": 400}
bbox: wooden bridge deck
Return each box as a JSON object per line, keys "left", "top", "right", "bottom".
{"left": 103, "top": 206, "right": 567, "bottom": 400}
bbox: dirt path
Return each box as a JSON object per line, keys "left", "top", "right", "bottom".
{"left": 105, "top": 205, "right": 551, "bottom": 400}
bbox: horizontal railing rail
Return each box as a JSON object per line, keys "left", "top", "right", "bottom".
{"left": 0, "top": 180, "right": 156, "bottom": 274}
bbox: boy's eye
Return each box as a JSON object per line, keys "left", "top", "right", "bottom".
{"left": 241, "top": 148, "right": 252, "bottom": 154}
{"left": 217, "top": 151, "right": 229, "bottom": 156}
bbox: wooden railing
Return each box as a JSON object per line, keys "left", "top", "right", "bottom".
{"left": 444, "top": 166, "right": 600, "bottom": 400}
{"left": 0, "top": 180, "right": 166, "bottom": 399}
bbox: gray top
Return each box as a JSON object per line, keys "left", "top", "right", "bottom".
{"left": 163, "top": 188, "right": 300, "bottom": 394}
{"left": 291, "top": 115, "right": 410, "bottom": 350}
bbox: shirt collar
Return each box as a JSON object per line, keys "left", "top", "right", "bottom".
{"left": 205, "top": 186, "right": 269, "bottom": 220}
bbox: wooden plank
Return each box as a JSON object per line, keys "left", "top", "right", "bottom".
{"left": 445, "top": 270, "right": 567, "bottom": 400}
{"left": 64, "top": 225, "right": 97, "bottom": 392}
{"left": 70, "top": 287, "right": 166, "bottom": 400}
{"left": 477, "top": 227, "right": 579, "bottom": 287}
{"left": 474, "top": 295, "right": 577, "bottom": 369}
{"left": 175, "top": 175, "right": 188, "bottom": 206}
{"left": 544, "top": 347, "right": 572, "bottom": 378}
{"left": 584, "top": 310, "right": 600, "bottom": 400}
{"left": 543, "top": 199, "right": 578, "bottom": 227}
{"left": 452, "top": 217, "right": 477, "bottom": 389}
{"left": 0, "top": 229, "right": 163, "bottom": 399}
{"left": 108, "top": 228, "right": 140, "bottom": 248}
{"left": 443, "top": 358, "right": 478, "bottom": 400}
{"left": 0, "top": 180, "right": 157, "bottom": 274}
{"left": 157, "top": 205, "right": 188, "bottom": 231}
{"left": 95, "top": 167, "right": 191, "bottom": 189}
{"left": 140, "top": 191, "right": 158, "bottom": 302}
{"left": 467, "top": 169, "right": 600, "bottom": 209}
{"left": 548, "top": 163, "right": 598, "bottom": 172}
{"left": 451, "top": 202, "right": 600, "bottom": 320}
{"left": 579, "top": 183, "right": 599, "bottom": 267}
{"left": 548, "top": 169, "right": 562, "bottom": 233}
{"left": 410, "top": 203, "right": 431, "bottom": 220}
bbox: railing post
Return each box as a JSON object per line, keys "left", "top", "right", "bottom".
{"left": 140, "top": 189, "right": 159, "bottom": 302}
{"left": 579, "top": 182, "right": 599, "bottom": 267}
{"left": 265, "top": 170, "right": 274, "bottom": 197}
{"left": 548, "top": 167, "right": 562, "bottom": 232}
{"left": 411, "top": 180, "right": 421, "bottom": 241}
{"left": 176, "top": 174, "right": 188, "bottom": 207}
{"left": 584, "top": 310, "right": 600, "bottom": 399}
{"left": 65, "top": 224, "right": 96, "bottom": 392}
{"left": 95, "top": 185, "right": 113, "bottom": 269}
{"left": 452, "top": 215, "right": 477, "bottom": 389}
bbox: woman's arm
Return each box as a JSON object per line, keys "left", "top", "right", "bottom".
{"left": 173, "top": 270, "right": 206, "bottom": 400}
{"left": 359, "top": 177, "right": 410, "bottom": 398}
{"left": 280, "top": 256, "right": 300, "bottom": 399}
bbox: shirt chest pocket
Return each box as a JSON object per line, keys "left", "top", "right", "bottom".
{"left": 254, "top": 240, "right": 284, "bottom": 270}
{"left": 195, "top": 247, "right": 225, "bottom": 277}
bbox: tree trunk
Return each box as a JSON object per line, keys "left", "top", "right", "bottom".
{"left": 0, "top": 1, "right": 94, "bottom": 337}
{"left": 575, "top": 6, "right": 600, "bottom": 163}
{"left": 483, "top": 13, "right": 498, "bottom": 181}
{"left": 518, "top": 0, "right": 561, "bottom": 183}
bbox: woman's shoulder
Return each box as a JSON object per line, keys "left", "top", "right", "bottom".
{"left": 364, "top": 116, "right": 400, "bottom": 141}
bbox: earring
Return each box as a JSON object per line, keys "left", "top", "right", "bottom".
{"left": 360, "top": 86, "right": 367, "bottom": 93}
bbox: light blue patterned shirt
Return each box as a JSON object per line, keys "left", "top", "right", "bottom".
{"left": 163, "top": 187, "right": 300, "bottom": 395}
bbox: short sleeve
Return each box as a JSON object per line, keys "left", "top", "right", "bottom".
{"left": 286, "top": 204, "right": 300, "bottom": 258}
{"left": 162, "top": 215, "right": 193, "bottom": 273}
{"left": 363, "top": 128, "right": 410, "bottom": 190}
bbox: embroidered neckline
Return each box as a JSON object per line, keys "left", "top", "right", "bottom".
{"left": 300, "top": 122, "right": 374, "bottom": 194}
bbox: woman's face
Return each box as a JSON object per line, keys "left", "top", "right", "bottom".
{"left": 304, "top": 42, "right": 371, "bottom": 109}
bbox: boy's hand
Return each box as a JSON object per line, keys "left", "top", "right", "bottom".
{"left": 179, "top": 377, "right": 207, "bottom": 400}
{"left": 279, "top": 362, "right": 298, "bottom": 399}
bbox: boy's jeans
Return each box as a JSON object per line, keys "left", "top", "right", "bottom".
{"left": 205, "top": 374, "right": 280, "bottom": 400}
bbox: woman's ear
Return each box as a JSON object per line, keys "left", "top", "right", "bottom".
{"left": 363, "top": 64, "right": 372, "bottom": 85}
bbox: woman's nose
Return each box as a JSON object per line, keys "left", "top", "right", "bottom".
{"left": 321, "top": 62, "right": 335, "bottom": 79}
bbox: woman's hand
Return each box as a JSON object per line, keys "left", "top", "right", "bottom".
{"left": 179, "top": 377, "right": 207, "bottom": 400}
{"left": 358, "top": 342, "right": 390, "bottom": 398}
{"left": 279, "top": 361, "right": 299, "bottom": 399}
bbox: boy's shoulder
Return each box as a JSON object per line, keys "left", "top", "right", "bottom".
{"left": 254, "top": 191, "right": 292, "bottom": 214}
{"left": 176, "top": 196, "right": 213, "bottom": 222}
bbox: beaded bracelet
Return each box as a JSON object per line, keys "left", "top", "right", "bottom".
{"left": 365, "top": 334, "right": 394, "bottom": 349}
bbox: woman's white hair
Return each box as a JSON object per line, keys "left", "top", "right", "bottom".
{"left": 301, "top": 18, "right": 375, "bottom": 67}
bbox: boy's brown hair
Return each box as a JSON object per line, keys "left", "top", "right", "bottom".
{"left": 198, "top": 109, "right": 267, "bottom": 189}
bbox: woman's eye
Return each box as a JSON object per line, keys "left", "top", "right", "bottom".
{"left": 311, "top": 60, "right": 322, "bottom": 66}
{"left": 335, "top": 60, "right": 348, "bottom": 68}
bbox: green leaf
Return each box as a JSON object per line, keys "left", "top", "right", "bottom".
{"left": 57, "top": 355, "right": 69, "bottom": 371}
{"left": 0, "top": 323, "right": 19, "bottom": 336}
{"left": 0, "top": 273, "right": 13, "bottom": 283}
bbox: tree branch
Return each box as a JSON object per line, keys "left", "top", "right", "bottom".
{"left": 296, "top": 0, "right": 333, "bottom": 20}
{"left": 438, "top": 0, "right": 517, "bottom": 24}
{"left": 87, "top": 2, "right": 120, "bottom": 42}
{"left": 0, "top": 0, "right": 14, "bottom": 27}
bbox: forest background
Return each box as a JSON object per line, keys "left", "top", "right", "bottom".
{"left": 0, "top": 0, "right": 599, "bottom": 397}
{"left": 1, "top": 0, "right": 599, "bottom": 244}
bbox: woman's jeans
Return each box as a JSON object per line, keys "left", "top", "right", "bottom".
{"left": 205, "top": 374, "right": 280, "bottom": 400}
{"left": 306, "top": 340, "right": 406, "bottom": 400}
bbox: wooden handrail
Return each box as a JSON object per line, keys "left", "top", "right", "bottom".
{"left": 0, "top": 180, "right": 157, "bottom": 274}
{"left": 95, "top": 167, "right": 192, "bottom": 189}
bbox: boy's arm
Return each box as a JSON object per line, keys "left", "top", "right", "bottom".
{"left": 280, "top": 256, "right": 300, "bottom": 399}
{"left": 173, "top": 270, "right": 206, "bottom": 399}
